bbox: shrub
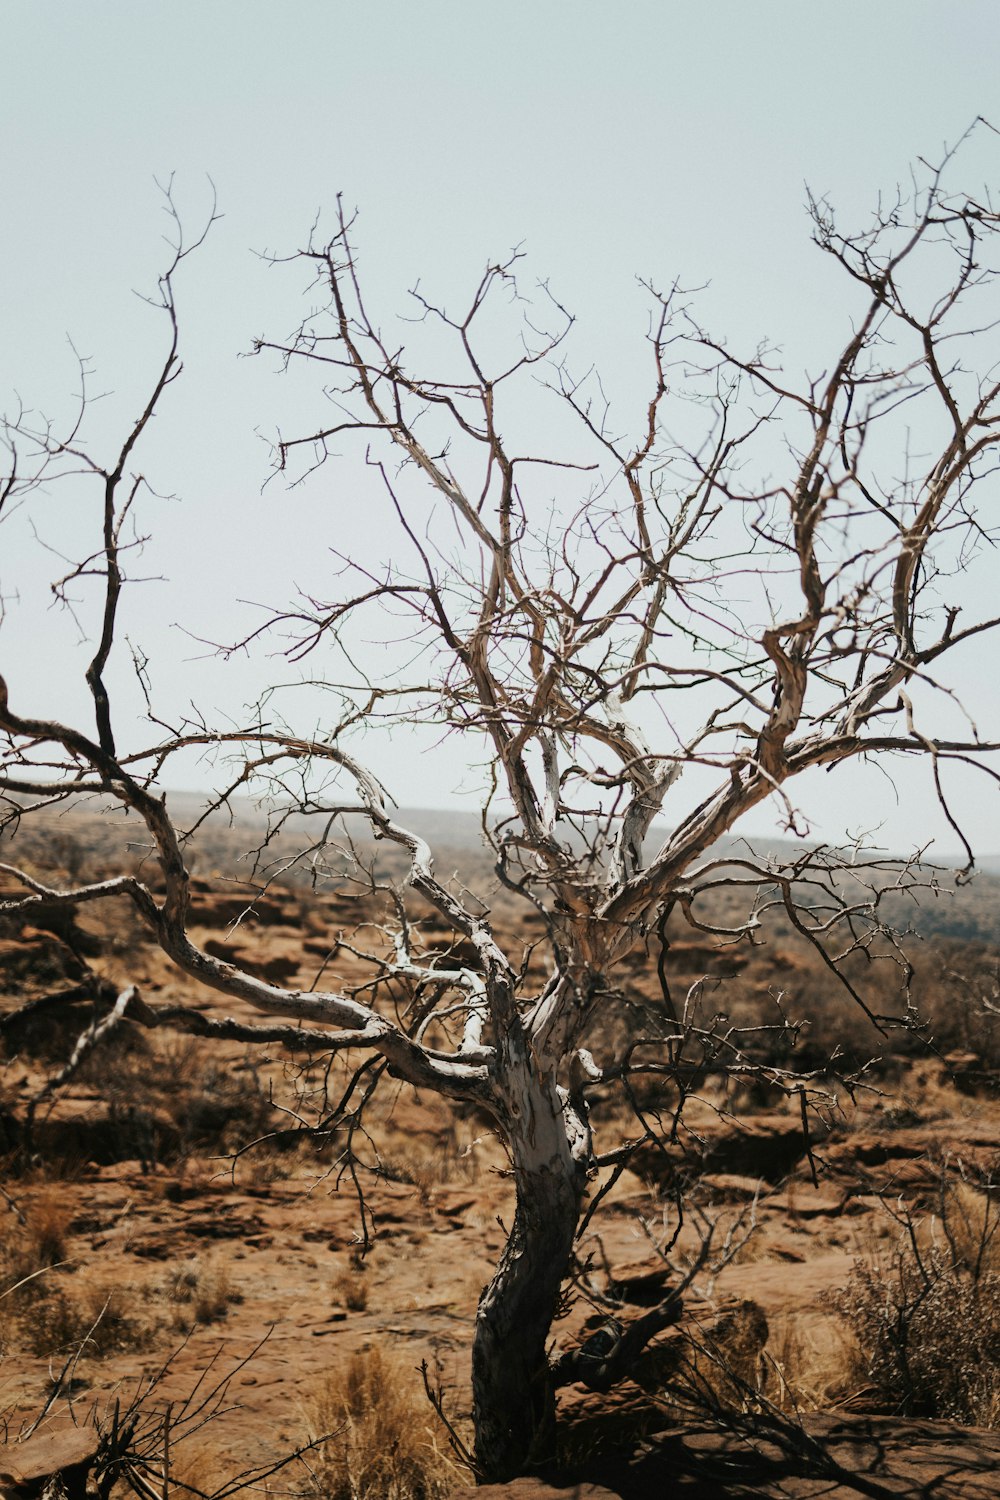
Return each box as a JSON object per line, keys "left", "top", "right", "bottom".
{"left": 332, "top": 1264, "right": 370, "bottom": 1313}
{"left": 835, "top": 1177, "right": 1000, "bottom": 1425}
{"left": 19, "top": 1284, "right": 158, "bottom": 1357}
{"left": 0, "top": 1188, "right": 71, "bottom": 1294}
{"left": 669, "top": 1300, "right": 771, "bottom": 1417}
{"left": 164, "top": 1258, "right": 242, "bottom": 1330}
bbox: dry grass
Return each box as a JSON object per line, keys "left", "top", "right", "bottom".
{"left": 1, "top": 1196, "right": 240, "bottom": 1357}
{"left": 1, "top": 1199, "right": 159, "bottom": 1357}
{"left": 0, "top": 1186, "right": 76, "bottom": 1343}
{"left": 372, "top": 1117, "right": 492, "bottom": 1202}
{"left": 303, "top": 1346, "right": 461, "bottom": 1500}
{"left": 558, "top": 1301, "right": 781, "bottom": 1467}
{"left": 835, "top": 1177, "right": 1000, "bottom": 1425}
{"left": 164, "top": 1257, "right": 243, "bottom": 1330}
{"left": 1, "top": 1186, "right": 72, "bottom": 1287}
{"left": 248, "top": 1142, "right": 299, "bottom": 1184}
{"left": 669, "top": 1299, "right": 771, "bottom": 1416}
{"left": 757, "top": 1314, "right": 859, "bottom": 1415}
{"left": 332, "top": 1263, "right": 370, "bottom": 1313}
{"left": 632, "top": 1301, "right": 856, "bottom": 1425}
{"left": 17, "top": 1282, "right": 160, "bottom": 1357}
{"left": 163, "top": 1438, "right": 234, "bottom": 1499}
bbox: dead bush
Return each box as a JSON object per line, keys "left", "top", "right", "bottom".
{"left": 835, "top": 1176, "right": 1000, "bottom": 1425}
{"left": 71, "top": 1036, "right": 280, "bottom": 1163}
{"left": 164, "top": 1258, "right": 243, "bottom": 1330}
{"left": 371, "top": 1113, "right": 496, "bottom": 1201}
{"left": 1, "top": 1215, "right": 159, "bottom": 1356}
{"left": 172, "top": 1053, "right": 277, "bottom": 1155}
{"left": 18, "top": 1283, "right": 159, "bottom": 1357}
{"left": 332, "top": 1264, "right": 370, "bottom": 1313}
{"left": 303, "top": 1346, "right": 459, "bottom": 1500}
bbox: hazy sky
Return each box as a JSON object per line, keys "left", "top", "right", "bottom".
{"left": 2, "top": 2, "right": 999, "bottom": 858}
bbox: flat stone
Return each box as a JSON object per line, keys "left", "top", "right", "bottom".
{"left": 0, "top": 1427, "right": 99, "bottom": 1487}
{"left": 766, "top": 1184, "right": 846, "bottom": 1217}
{"left": 700, "top": 1172, "right": 766, "bottom": 1200}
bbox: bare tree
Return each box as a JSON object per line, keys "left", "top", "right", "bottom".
{"left": 3, "top": 133, "right": 1000, "bottom": 1479}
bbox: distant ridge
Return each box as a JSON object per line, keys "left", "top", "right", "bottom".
{"left": 5, "top": 790, "right": 999, "bottom": 945}
{"left": 159, "top": 792, "right": 998, "bottom": 872}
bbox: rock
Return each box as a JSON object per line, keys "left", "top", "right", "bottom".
{"left": 824, "top": 1129, "right": 928, "bottom": 1169}
{"left": 630, "top": 1114, "right": 822, "bottom": 1187}
{"left": 940, "top": 1051, "right": 998, "bottom": 1095}
{"left": 699, "top": 1172, "right": 766, "bottom": 1201}
{"left": 0, "top": 1426, "right": 99, "bottom": 1500}
{"left": 765, "top": 1183, "right": 846, "bottom": 1217}
{"left": 202, "top": 940, "right": 301, "bottom": 986}
{"left": 189, "top": 887, "right": 290, "bottom": 926}
{"left": 449, "top": 1411, "right": 1000, "bottom": 1498}
{"left": 606, "top": 1263, "right": 672, "bottom": 1307}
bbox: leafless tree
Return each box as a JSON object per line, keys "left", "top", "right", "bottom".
{"left": 3, "top": 132, "right": 1000, "bottom": 1479}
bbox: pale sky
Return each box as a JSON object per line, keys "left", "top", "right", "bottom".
{"left": 2, "top": 1, "right": 999, "bottom": 859}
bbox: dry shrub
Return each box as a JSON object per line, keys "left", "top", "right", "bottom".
{"left": 72, "top": 1035, "right": 279, "bottom": 1165}
{"left": 179, "top": 1055, "right": 276, "bottom": 1154}
{"left": 304, "top": 1346, "right": 458, "bottom": 1500}
{"left": 1, "top": 1234, "right": 159, "bottom": 1356}
{"left": 164, "top": 1438, "right": 233, "bottom": 1499}
{"left": 835, "top": 1177, "right": 1000, "bottom": 1425}
{"left": 558, "top": 1301, "right": 776, "bottom": 1468}
{"left": 19, "top": 1283, "right": 158, "bottom": 1356}
{"left": 1, "top": 1187, "right": 158, "bottom": 1357}
{"left": 634, "top": 1298, "right": 851, "bottom": 1426}
{"left": 1, "top": 1201, "right": 238, "bottom": 1355}
{"left": 165, "top": 1258, "right": 242, "bottom": 1330}
{"left": 373, "top": 1119, "right": 487, "bottom": 1200}
{"left": 332, "top": 1264, "right": 370, "bottom": 1313}
{"left": 248, "top": 1142, "right": 298, "bottom": 1184}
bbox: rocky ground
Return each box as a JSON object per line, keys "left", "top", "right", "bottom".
{"left": 2, "top": 828, "right": 1000, "bottom": 1497}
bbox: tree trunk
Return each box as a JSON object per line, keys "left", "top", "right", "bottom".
{"left": 471, "top": 1063, "right": 590, "bottom": 1481}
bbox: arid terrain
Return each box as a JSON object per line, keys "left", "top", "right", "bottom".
{"left": 3, "top": 804, "right": 1000, "bottom": 1498}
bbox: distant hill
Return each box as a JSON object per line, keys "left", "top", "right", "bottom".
{"left": 97, "top": 791, "right": 1000, "bottom": 870}
{"left": 5, "top": 791, "right": 1000, "bottom": 947}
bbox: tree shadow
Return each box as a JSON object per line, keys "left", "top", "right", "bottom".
{"left": 578, "top": 1413, "right": 1000, "bottom": 1499}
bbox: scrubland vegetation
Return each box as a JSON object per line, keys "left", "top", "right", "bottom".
{"left": 4, "top": 813, "right": 1000, "bottom": 1496}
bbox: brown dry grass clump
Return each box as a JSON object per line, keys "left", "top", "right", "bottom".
{"left": 303, "top": 1346, "right": 461, "bottom": 1500}
{"left": 661, "top": 1299, "right": 773, "bottom": 1418}
{"left": 332, "top": 1261, "right": 370, "bottom": 1313}
{"left": 164, "top": 1257, "right": 243, "bottom": 1331}
{"left": 0, "top": 1186, "right": 71, "bottom": 1287}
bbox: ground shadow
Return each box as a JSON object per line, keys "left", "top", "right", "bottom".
{"left": 575, "top": 1412, "right": 1000, "bottom": 1499}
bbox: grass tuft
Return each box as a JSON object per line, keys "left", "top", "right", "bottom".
{"left": 303, "top": 1346, "right": 459, "bottom": 1500}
